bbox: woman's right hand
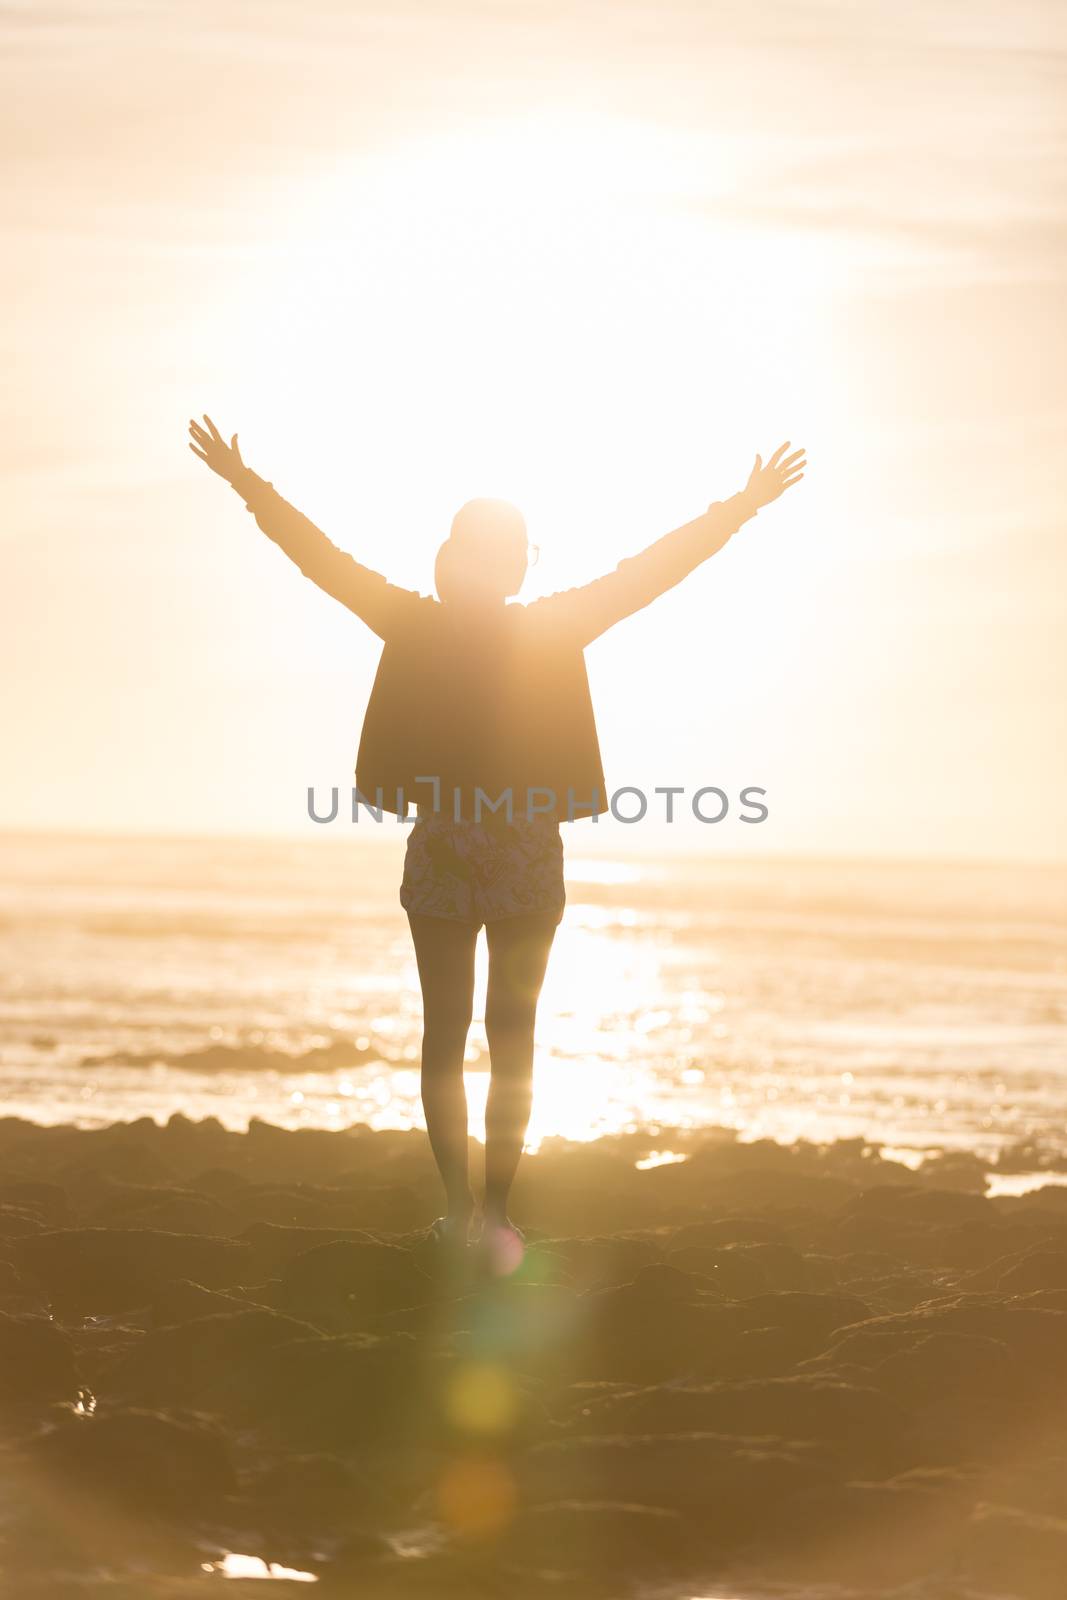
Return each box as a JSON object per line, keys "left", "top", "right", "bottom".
{"left": 188, "top": 415, "right": 245, "bottom": 482}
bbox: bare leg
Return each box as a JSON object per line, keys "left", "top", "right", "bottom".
{"left": 483, "top": 913, "right": 558, "bottom": 1226}
{"left": 407, "top": 913, "right": 479, "bottom": 1229}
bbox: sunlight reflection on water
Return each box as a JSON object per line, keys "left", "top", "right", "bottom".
{"left": 1, "top": 838, "right": 1065, "bottom": 1167}
{"left": 202, "top": 1553, "right": 317, "bottom": 1581}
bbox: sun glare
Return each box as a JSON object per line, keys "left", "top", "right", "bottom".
{"left": 235, "top": 112, "right": 831, "bottom": 586}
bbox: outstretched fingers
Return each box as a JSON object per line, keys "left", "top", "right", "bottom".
{"left": 188, "top": 414, "right": 241, "bottom": 479}
{"left": 747, "top": 439, "right": 807, "bottom": 499}
{"left": 774, "top": 443, "right": 806, "bottom": 490}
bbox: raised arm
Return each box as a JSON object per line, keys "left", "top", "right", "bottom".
{"left": 187, "top": 415, "right": 418, "bottom": 641}
{"left": 535, "top": 443, "right": 806, "bottom": 647}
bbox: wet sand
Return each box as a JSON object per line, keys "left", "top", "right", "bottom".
{"left": 2, "top": 1116, "right": 1067, "bottom": 1597}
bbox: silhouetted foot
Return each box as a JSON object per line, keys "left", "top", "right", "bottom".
{"left": 426, "top": 1213, "right": 473, "bottom": 1248}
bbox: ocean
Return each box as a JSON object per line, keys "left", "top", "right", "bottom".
{"left": 2, "top": 831, "right": 1065, "bottom": 1183}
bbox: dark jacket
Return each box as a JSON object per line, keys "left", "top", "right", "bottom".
{"left": 233, "top": 470, "right": 756, "bottom": 819}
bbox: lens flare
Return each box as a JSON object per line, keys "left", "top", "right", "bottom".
{"left": 436, "top": 1456, "right": 517, "bottom": 1538}
{"left": 482, "top": 1224, "right": 526, "bottom": 1278}
{"left": 443, "top": 1363, "right": 519, "bottom": 1437}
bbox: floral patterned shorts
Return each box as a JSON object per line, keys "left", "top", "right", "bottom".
{"left": 400, "top": 813, "right": 566, "bottom": 926}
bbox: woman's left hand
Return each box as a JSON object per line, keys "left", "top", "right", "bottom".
{"left": 744, "top": 443, "right": 806, "bottom": 508}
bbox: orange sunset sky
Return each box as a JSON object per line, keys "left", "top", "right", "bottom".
{"left": 3, "top": 1, "right": 1065, "bottom": 859}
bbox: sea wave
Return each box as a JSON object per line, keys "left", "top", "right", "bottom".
{"left": 80, "top": 1037, "right": 382, "bottom": 1075}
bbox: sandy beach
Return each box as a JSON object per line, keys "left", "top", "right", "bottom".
{"left": 3, "top": 1113, "right": 1067, "bottom": 1597}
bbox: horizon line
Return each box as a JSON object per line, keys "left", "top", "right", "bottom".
{"left": 2, "top": 821, "right": 1064, "bottom": 873}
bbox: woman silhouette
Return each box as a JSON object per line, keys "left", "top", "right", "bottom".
{"left": 189, "top": 416, "right": 805, "bottom": 1255}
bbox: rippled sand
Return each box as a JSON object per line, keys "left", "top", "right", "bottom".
{"left": 3, "top": 1115, "right": 1067, "bottom": 1597}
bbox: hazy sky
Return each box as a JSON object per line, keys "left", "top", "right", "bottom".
{"left": 4, "top": 0, "right": 1065, "bottom": 858}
